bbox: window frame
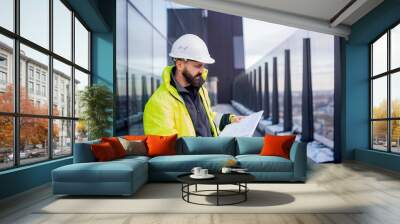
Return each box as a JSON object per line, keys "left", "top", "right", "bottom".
{"left": 370, "top": 20, "right": 400, "bottom": 154}
{"left": 0, "top": 71, "right": 7, "bottom": 85}
{"left": 0, "top": 0, "right": 92, "bottom": 171}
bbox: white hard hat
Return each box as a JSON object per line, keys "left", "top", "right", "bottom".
{"left": 169, "top": 34, "right": 215, "bottom": 64}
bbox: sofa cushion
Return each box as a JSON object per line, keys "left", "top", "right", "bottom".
{"left": 53, "top": 163, "right": 133, "bottom": 183}
{"left": 178, "top": 137, "right": 235, "bottom": 155}
{"left": 52, "top": 158, "right": 147, "bottom": 183}
{"left": 114, "top": 155, "right": 150, "bottom": 164}
{"left": 149, "top": 154, "right": 235, "bottom": 172}
{"left": 91, "top": 142, "right": 118, "bottom": 161}
{"left": 146, "top": 134, "right": 177, "bottom": 157}
{"left": 118, "top": 137, "right": 147, "bottom": 156}
{"left": 235, "top": 137, "right": 264, "bottom": 155}
{"left": 260, "top": 135, "right": 296, "bottom": 159}
{"left": 236, "top": 155, "right": 293, "bottom": 172}
{"left": 101, "top": 137, "right": 127, "bottom": 158}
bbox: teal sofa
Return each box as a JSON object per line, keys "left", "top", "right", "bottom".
{"left": 52, "top": 137, "right": 307, "bottom": 196}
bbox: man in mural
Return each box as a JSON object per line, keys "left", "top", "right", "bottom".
{"left": 143, "top": 34, "right": 244, "bottom": 137}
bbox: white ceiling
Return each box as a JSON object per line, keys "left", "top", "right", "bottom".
{"left": 171, "top": 0, "right": 384, "bottom": 38}
{"left": 228, "top": 0, "right": 352, "bottom": 22}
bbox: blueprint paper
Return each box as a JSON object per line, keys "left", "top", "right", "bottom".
{"left": 219, "top": 111, "right": 264, "bottom": 137}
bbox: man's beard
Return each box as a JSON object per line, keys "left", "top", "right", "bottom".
{"left": 182, "top": 68, "right": 205, "bottom": 88}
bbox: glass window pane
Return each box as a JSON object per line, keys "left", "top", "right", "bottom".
{"left": 0, "top": 116, "right": 14, "bottom": 170}
{"left": 75, "top": 120, "right": 88, "bottom": 143}
{"left": 372, "top": 33, "right": 387, "bottom": 76}
{"left": 0, "top": 0, "right": 14, "bottom": 31}
{"left": 153, "top": 32, "right": 167, "bottom": 76}
{"left": 127, "top": 5, "right": 151, "bottom": 135}
{"left": 74, "top": 69, "right": 89, "bottom": 118}
{"left": 142, "top": 75, "right": 149, "bottom": 111}
{"left": 152, "top": 0, "right": 167, "bottom": 36}
{"left": 20, "top": 0, "right": 49, "bottom": 49}
{"left": 372, "top": 121, "right": 388, "bottom": 151}
{"left": 391, "top": 72, "right": 400, "bottom": 118}
{"left": 128, "top": 5, "right": 152, "bottom": 76}
{"left": 20, "top": 117, "right": 49, "bottom": 165}
{"left": 53, "top": 0, "right": 72, "bottom": 60}
{"left": 391, "top": 24, "right": 400, "bottom": 70}
{"left": 74, "top": 18, "right": 89, "bottom": 70}
{"left": 372, "top": 77, "right": 387, "bottom": 119}
{"left": 391, "top": 120, "right": 400, "bottom": 153}
{"left": 20, "top": 44, "right": 49, "bottom": 115}
{"left": 130, "top": 0, "right": 152, "bottom": 20}
{"left": 53, "top": 59, "right": 72, "bottom": 117}
{"left": 53, "top": 119, "right": 72, "bottom": 157}
{"left": 0, "top": 34, "right": 14, "bottom": 112}
{"left": 128, "top": 74, "right": 142, "bottom": 118}
{"left": 115, "top": 0, "right": 128, "bottom": 135}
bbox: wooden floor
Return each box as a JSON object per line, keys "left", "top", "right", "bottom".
{"left": 1, "top": 161, "right": 400, "bottom": 224}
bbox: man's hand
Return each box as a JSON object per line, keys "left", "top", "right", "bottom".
{"left": 230, "top": 115, "right": 245, "bottom": 123}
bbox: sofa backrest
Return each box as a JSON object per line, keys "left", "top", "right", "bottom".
{"left": 289, "top": 141, "right": 301, "bottom": 160}
{"left": 177, "top": 137, "right": 236, "bottom": 155}
{"left": 235, "top": 137, "right": 264, "bottom": 155}
{"left": 74, "top": 136, "right": 302, "bottom": 161}
{"left": 73, "top": 139, "right": 100, "bottom": 163}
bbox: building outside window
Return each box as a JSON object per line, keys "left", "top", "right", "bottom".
{"left": 0, "top": 54, "right": 8, "bottom": 90}
{"left": 42, "top": 85, "right": 46, "bottom": 97}
{"left": 0, "top": 71, "right": 6, "bottom": 84}
{"left": 28, "top": 67, "right": 34, "bottom": 80}
{"left": 28, "top": 81, "right": 34, "bottom": 94}
{"left": 0, "top": 55, "right": 7, "bottom": 67}
{"left": 41, "top": 73, "right": 46, "bottom": 83}
{"left": 54, "top": 89, "right": 58, "bottom": 103}
{"left": 35, "top": 70, "right": 41, "bottom": 81}
{"left": 36, "top": 83, "right": 40, "bottom": 95}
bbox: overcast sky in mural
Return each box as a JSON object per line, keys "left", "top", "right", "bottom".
{"left": 243, "top": 18, "right": 297, "bottom": 69}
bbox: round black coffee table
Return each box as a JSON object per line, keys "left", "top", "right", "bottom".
{"left": 177, "top": 173, "right": 255, "bottom": 206}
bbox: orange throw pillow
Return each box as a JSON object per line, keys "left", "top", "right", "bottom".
{"left": 146, "top": 134, "right": 177, "bottom": 157}
{"left": 101, "top": 137, "right": 126, "bottom": 158}
{"left": 260, "top": 135, "right": 296, "bottom": 159}
{"left": 124, "top": 135, "right": 147, "bottom": 141}
{"left": 91, "top": 142, "right": 117, "bottom": 161}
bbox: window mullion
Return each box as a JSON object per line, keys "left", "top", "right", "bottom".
{"left": 387, "top": 29, "right": 393, "bottom": 152}
{"left": 370, "top": 45, "right": 373, "bottom": 149}
{"left": 49, "top": 0, "right": 54, "bottom": 160}
{"left": 388, "top": 30, "right": 391, "bottom": 153}
{"left": 13, "top": 0, "right": 21, "bottom": 167}
{"left": 71, "top": 10, "right": 76, "bottom": 154}
{"left": 88, "top": 31, "right": 91, "bottom": 75}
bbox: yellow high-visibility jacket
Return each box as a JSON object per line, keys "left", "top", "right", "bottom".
{"left": 143, "top": 65, "right": 219, "bottom": 137}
